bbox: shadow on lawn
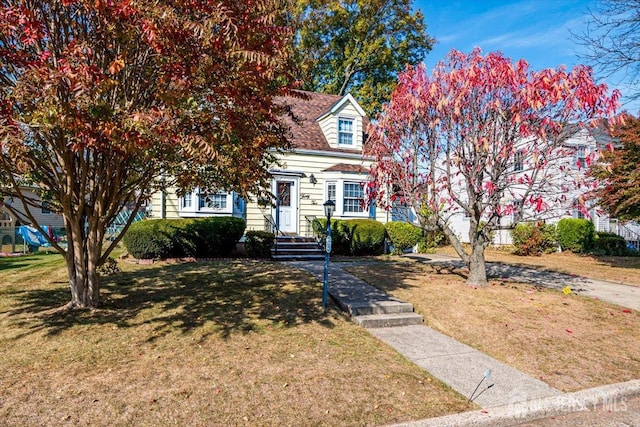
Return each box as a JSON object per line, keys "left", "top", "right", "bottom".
{"left": 404, "top": 254, "right": 590, "bottom": 291}
{"left": 5, "top": 260, "right": 336, "bottom": 339}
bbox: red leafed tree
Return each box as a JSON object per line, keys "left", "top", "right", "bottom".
{"left": 0, "top": 0, "right": 296, "bottom": 308}
{"left": 591, "top": 114, "right": 640, "bottom": 220}
{"left": 366, "top": 48, "right": 619, "bottom": 286}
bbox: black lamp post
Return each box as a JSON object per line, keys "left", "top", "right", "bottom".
{"left": 322, "top": 199, "right": 335, "bottom": 309}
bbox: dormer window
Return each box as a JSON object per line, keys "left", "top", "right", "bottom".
{"left": 338, "top": 118, "right": 354, "bottom": 146}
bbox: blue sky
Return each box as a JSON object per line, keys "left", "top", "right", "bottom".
{"left": 414, "top": 0, "right": 639, "bottom": 113}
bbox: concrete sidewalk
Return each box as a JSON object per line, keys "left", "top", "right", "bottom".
{"left": 407, "top": 253, "right": 640, "bottom": 311}
{"left": 287, "top": 259, "right": 640, "bottom": 426}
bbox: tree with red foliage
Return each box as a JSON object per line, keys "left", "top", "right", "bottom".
{"left": 366, "top": 48, "right": 619, "bottom": 286}
{"left": 591, "top": 115, "right": 640, "bottom": 220}
{"left": 0, "top": 0, "right": 297, "bottom": 308}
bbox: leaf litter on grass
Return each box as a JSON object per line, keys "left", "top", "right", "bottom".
{"left": 0, "top": 257, "right": 470, "bottom": 426}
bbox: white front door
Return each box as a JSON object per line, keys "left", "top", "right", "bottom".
{"left": 275, "top": 179, "right": 298, "bottom": 233}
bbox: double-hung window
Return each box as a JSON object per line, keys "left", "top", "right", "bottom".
{"left": 513, "top": 149, "right": 524, "bottom": 172}
{"left": 327, "top": 182, "right": 336, "bottom": 202}
{"left": 575, "top": 145, "right": 587, "bottom": 169}
{"left": 338, "top": 118, "right": 354, "bottom": 146}
{"left": 343, "top": 182, "right": 364, "bottom": 213}
{"left": 182, "top": 192, "right": 192, "bottom": 209}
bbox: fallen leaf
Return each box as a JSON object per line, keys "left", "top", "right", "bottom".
{"left": 622, "top": 309, "right": 632, "bottom": 314}
{"left": 566, "top": 329, "right": 573, "bottom": 334}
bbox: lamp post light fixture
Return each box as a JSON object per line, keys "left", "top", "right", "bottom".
{"left": 322, "top": 199, "right": 335, "bottom": 309}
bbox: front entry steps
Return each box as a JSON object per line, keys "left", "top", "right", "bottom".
{"left": 271, "top": 235, "right": 324, "bottom": 261}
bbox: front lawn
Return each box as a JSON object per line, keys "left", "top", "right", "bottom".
{"left": 0, "top": 254, "right": 468, "bottom": 426}
{"left": 438, "top": 246, "right": 640, "bottom": 286}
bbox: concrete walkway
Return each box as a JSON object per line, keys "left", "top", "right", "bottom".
{"left": 287, "top": 258, "right": 640, "bottom": 426}
{"left": 289, "top": 260, "right": 561, "bottom": 408}
{"left": 407, "top": 253, "right": 640, "bottom": 311}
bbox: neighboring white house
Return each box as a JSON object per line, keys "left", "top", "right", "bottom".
{"left": 442, "top": 126, "right": 640, "bottom": 246}
{"left": 150, "top": 91, "right": 388, "bottom": 234}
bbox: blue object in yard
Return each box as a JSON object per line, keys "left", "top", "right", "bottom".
{"left": 17, "top": 225, "right": 51, "bottom": 250}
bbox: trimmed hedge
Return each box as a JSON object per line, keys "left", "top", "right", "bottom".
{"left": 122, "top": 219, "right": 194, "bottom": 259}
{"left": 511, "top": 222, "right": 557, "bottom": 256}
{"left": 313, "top": 218, "right": 386, "bottom": 256}
{"left": 313, "top": 218, "right": 351, "bottom": 255}
{"left": 187, "top": 217, "right": 246, "bottom": 257}
{"left": 593, "top": 232, "right": 629, "bottom": 256}
{"left": 245, "top": 230, "right": 275, "bottom": 258}
{"left": 385, "top": 221, "right": 423, "bottom": 254}
{"left": 347, "top": 219, "right": 386, "bottom": 256}
{"left": 556, "top": 218, "right": 595, "bottom": 253}
{"left": 123, "top": 217, "right": 245, "bottom": 259}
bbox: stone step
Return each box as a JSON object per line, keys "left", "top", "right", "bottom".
{"left": 353, "top": 312, "right": 424, "bottom": 328}
{"left": 273, "top": 243, "right": 321, "bottom": 250}
{"left": 272, "top": 248, "right": 323, "bottom": 254}
{"left": 275, "top": 236, "right": 317, "bottom": 243}
{"left": 347, "top": 300, "right": 416, "bottom": 316}
{"left": 272, "top": 254, "right": 324, "bottom": 261}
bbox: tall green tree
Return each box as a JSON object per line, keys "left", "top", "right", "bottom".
{"left": 591, "top": 115, "right": 640, "bottom": 220}
{"left": 294, "top": 0, "right": 434, "bottom": 115}
{"left": 0, "top": 0, "right": 296, "bottom": 309}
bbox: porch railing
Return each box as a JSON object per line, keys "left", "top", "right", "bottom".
{"left": 609, "top": 219, "right": 640, "bottom": 251}
{"left": 304, "top": 215, "right": 318, "bottom": 238}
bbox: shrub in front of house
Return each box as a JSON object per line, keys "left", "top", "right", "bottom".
{"left": 417, "top": 230, "right": 447, "bottom": 253}
{"left": 313, "top": 218, "right": 351, "bottom": 255}
{"left": 187, "top": 217, "right": 246, "bottom": 257}
{"left": 385, "top": 221, "right": 423, "bottom": 254}
{"left": 556, "top": 218, "right": 595, "bottom": 253}
{"left": 245, "top": 230, "right": 275, "bottom": 258}
{"left": 592, "top": 232, "right": 630, "bottom": 256}
{"left": 123, "top": 219, "right": 195, "bottom": 259}
{"left": 511, "top": 222, "right": 557, "bottom": 256}
{"left": 123, "top": 217, "right": 245, "bottom": 259}
{"left": 344, "top": 219, "right": 386, "bottom": 256}
{"left": 313, "top": 218, "right": 385, "bottom": 256}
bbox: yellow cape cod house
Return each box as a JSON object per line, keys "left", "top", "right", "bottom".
{"left": 149, "top": 91, "right": 389, "bottom": 235}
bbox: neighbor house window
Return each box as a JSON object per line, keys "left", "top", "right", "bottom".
{"left": 338, "top": 118, "right": 354, "bottom": 146}
{"left": 513, "top": 149, "right": 524, "bottom": 172}
{"left": 199, "top": 193, "right": 227, "bottom": 210}
{"left": 41, "top": 201, "right": 51, "bottom": 214}
{"left": 343, "top": 182, "right": 364, "bottom": 213}
{"left": 575, "top": 145, "right": 587, "bottom": 169}
{"left": 512, "top": 199, "right": 524, "bottom": 224}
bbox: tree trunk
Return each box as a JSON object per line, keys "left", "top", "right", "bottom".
{"left": 65, "top": 217, "right": 102, "bottom": 309}
{"left": 435, "top": 217, "right": 489, "bottom": 287}
{"left": 467, "top": 240, "right": 488, "bottom": 287}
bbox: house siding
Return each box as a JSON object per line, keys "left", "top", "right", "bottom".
{"left": 149, "top": 91, "right": 390, "bottom": 236}
{"left": 318, "top": 102, "right": 364, "bottom": 151}
{"left": 4, "top": 188, "right": 65, "bottom": 228}
{"left": 246, "top": 150, "right": 387, "bottom": 235}
{"left": 444, "top": 128, "right": 612, "bottom": 245}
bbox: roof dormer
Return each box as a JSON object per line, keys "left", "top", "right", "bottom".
{"left": 317, "top": 93, "right": 367, "bottom": 151}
